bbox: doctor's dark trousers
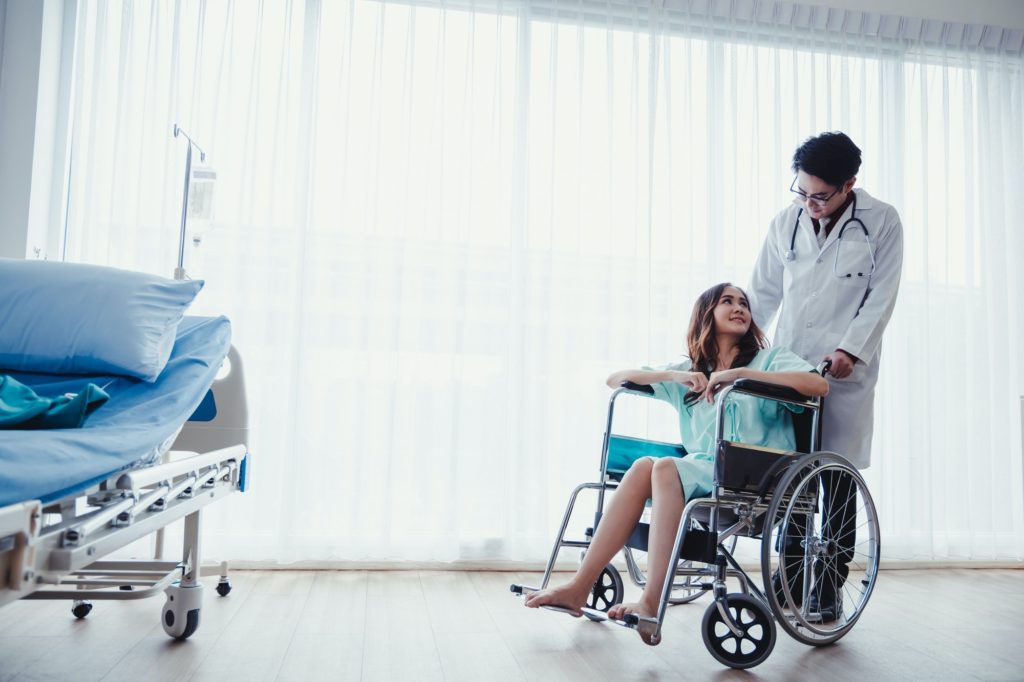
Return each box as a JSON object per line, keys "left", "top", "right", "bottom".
{"left": 778, "top": 410, "right": 858, "bottom": 592}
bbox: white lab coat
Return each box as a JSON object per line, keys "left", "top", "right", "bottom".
{"left": 747, "top": 188, "right": 903, "bottom": 469}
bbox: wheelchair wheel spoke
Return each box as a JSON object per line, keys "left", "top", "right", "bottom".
{"left": 587, "top": 564, "right": 624, "bottom": 613}
{"left": 762, "top": 454, "right": 880, "bottom": 646}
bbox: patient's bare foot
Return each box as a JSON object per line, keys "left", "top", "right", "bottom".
{"left": 607, "top": 599, "right": 657, "bottom": 621}
{"left": 523, "top": 583, "right": 590, "bottom": 617}
{"left": 608, "top": 598, "right": 660, "bottom": 644}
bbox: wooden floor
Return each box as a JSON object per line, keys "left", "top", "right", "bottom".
{"left": 0, "top": 569, "right": 1022, "bottom": 681}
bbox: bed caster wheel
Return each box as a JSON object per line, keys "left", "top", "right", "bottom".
{"left": 216, "top": 580, "right": 232, "bottom": 597}
{"left": 701, "top": 593, "right": 776, "bottom": 670}
{"left": 162, "top": 582, "right": 203, "bottom": 640}
{"left": 583, "top": 564, "right": 624, "bottom": 618}
{"left": 71, "top": 601, "right": 93, "bottom": 619}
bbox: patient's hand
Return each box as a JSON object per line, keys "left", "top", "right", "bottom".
{"left": 672, "top": 371, "right": 708, "bottom": 393}
{"left": 701, "top": 368, "right": 746, "bottom": 403}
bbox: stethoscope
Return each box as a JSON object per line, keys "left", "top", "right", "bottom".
{"left": 784, "top": 191, "right": 876, "bottom": 281}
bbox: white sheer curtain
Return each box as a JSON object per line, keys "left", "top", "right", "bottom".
{"left": 63, "top": 0, "right": 1024, "bottom": 564}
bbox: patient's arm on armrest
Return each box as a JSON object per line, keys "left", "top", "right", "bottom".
{"left": 732, "top": 378, "right": 809, "bottom": 404}
{"left": 620, "top": 381, "right": 655, "bottom": 395}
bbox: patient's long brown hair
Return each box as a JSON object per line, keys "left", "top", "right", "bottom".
{"left": 683, "top": 282, "right": 769, "bottom": 406}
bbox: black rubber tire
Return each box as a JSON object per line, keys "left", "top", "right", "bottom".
{"left": 216, "top": 581, "right": 232, "bottom": 597}
{"left": 175, "top": 609, "right": 201, "bottom": 640}
{"left": 71, "top": 602, "right": 93, "bottom": 619}
{"left": 586, "top": 564, "right": 624, "bottom": 613}
{"left": 701, "top": 593, "right": 776, "bottom": 669}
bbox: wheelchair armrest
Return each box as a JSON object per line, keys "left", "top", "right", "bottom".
{"left": 620, "top": 381, "right": 655, "bottom": 396}
{"left": 732, "top": 378, "right": 810, "bottom": 404}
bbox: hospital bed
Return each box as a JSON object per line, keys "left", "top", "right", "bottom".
{"left": 512, "top": 368, "right": 880, "bottom": 669}
{"left": 0, "top": 316, "right": 249, "bottom": 640}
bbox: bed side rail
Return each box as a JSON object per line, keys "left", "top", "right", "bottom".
{"left": 171, "top": 345, "right": 249, "bottom": 454}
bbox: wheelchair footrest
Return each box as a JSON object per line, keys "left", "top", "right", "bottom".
{"left": 589, "top": 608, "right": 657, "bottom": 636}
{"left": 579, "top": 607, "right": 608, "bottom": 621}
{"left": 539, "top": 604, "right": 581, "bottom": 617}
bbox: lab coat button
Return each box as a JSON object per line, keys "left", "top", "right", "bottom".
{"left": 816, "top": 258, "right": 823, "bottom": 264}
{"left": 806, "top": 322, "right": 813, "bottom": 328}
{"left": 811, "top": 291, "right": 817, "bottom": 297}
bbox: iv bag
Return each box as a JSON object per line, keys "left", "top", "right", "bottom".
{"left": 188, "top": 166, "right": 217, "bottom": 221}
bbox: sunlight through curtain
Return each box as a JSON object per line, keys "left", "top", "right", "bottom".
{"left": 64, "top": 0, "right": 1024, "bottom": 564}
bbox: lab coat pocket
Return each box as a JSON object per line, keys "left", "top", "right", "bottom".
{"left": 833, "top": 232, "right": 874, "bottom": 285}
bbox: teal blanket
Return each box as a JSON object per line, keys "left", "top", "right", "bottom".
{"left": 0, "top": 375, "right": 109, "bottom": 429}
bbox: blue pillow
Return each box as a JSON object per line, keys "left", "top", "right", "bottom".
{"left": 0, "top": 259, "right": 203, "bottom": 381}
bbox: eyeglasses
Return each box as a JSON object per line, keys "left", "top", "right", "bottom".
{"left": 790, "top": 177, "right": 840, "bottom": 207}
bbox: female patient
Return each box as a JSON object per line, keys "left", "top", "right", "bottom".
{"left": 525, "top": 283, "right": 828, "bottom": 624}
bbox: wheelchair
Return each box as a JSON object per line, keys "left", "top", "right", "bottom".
{"left": 511, "top": 367, "right": 880, "bottom": 669}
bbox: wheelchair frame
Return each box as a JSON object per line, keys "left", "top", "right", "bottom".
{"left": 511, "top": 370, "right": 881, "bottom": 669}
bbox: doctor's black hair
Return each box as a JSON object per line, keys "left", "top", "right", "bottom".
{"left": 791, "top": 132, "right": 862, "bottom": 188}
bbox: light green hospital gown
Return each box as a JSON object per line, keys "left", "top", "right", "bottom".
{"left": 645, "top": 346, "right": 813, "bottom": 501}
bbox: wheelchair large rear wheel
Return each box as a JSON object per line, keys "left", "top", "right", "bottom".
{"left": 761, "top": 452, "right": 880, "bottom": 646}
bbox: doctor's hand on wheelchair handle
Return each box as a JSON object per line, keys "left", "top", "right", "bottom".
{"left": 823, "top": 350, "right": 856, "bottom": 379}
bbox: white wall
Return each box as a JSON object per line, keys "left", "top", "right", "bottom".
{"left": 0, "top": 0, "right": 41, "bottom": 259}
{"left": 0, "top": 0, "right": 70, "bottom": 260}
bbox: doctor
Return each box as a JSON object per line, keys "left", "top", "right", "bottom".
{"left": 748, "top": 132, "right": 903, "bottom": 619}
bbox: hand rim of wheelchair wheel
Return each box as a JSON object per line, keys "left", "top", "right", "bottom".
{"left": 700, "top": 593, "right": 776, "bottom": 670}
{"left": 777, "top": 461, "right": 877, "bottom": 638}
{"left": 761, "top": 452, "right": 880, "bottom": 646}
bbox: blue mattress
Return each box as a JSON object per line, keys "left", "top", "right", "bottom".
{"left": 0, "top": 316, "right": 231, "bottom": 507}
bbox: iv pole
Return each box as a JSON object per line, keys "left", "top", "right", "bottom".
{"left": 172, "top": 124, "right": 206, "bottom": 281}
{"left": 155, "top": 125, "right": 206, "bottom": 562}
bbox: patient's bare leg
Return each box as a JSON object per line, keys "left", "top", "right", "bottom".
{"left": 524, "top": 458, "right": 654, "bottom": 615}
{"left": 608, "top": 457, "right": 684, "bottom": 622}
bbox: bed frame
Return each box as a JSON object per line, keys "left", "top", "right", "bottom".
{"left": 0, "top": 347, "right": 249, "bottom": 640}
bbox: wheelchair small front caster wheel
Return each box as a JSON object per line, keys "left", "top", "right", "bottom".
{"left": 161, "top": 581, "right": 203, "bottom": 640}
{"left": 701, "top": 593, "right": 776, "bottom": 669}
{"left": 71, "top": 601, "right": 93, "bottom": 619}
{"left": 583, "top": 564, "right": 624, "bottom": 619}
{"left": 216, "top": 579, "right": 232, "bottom": 597}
